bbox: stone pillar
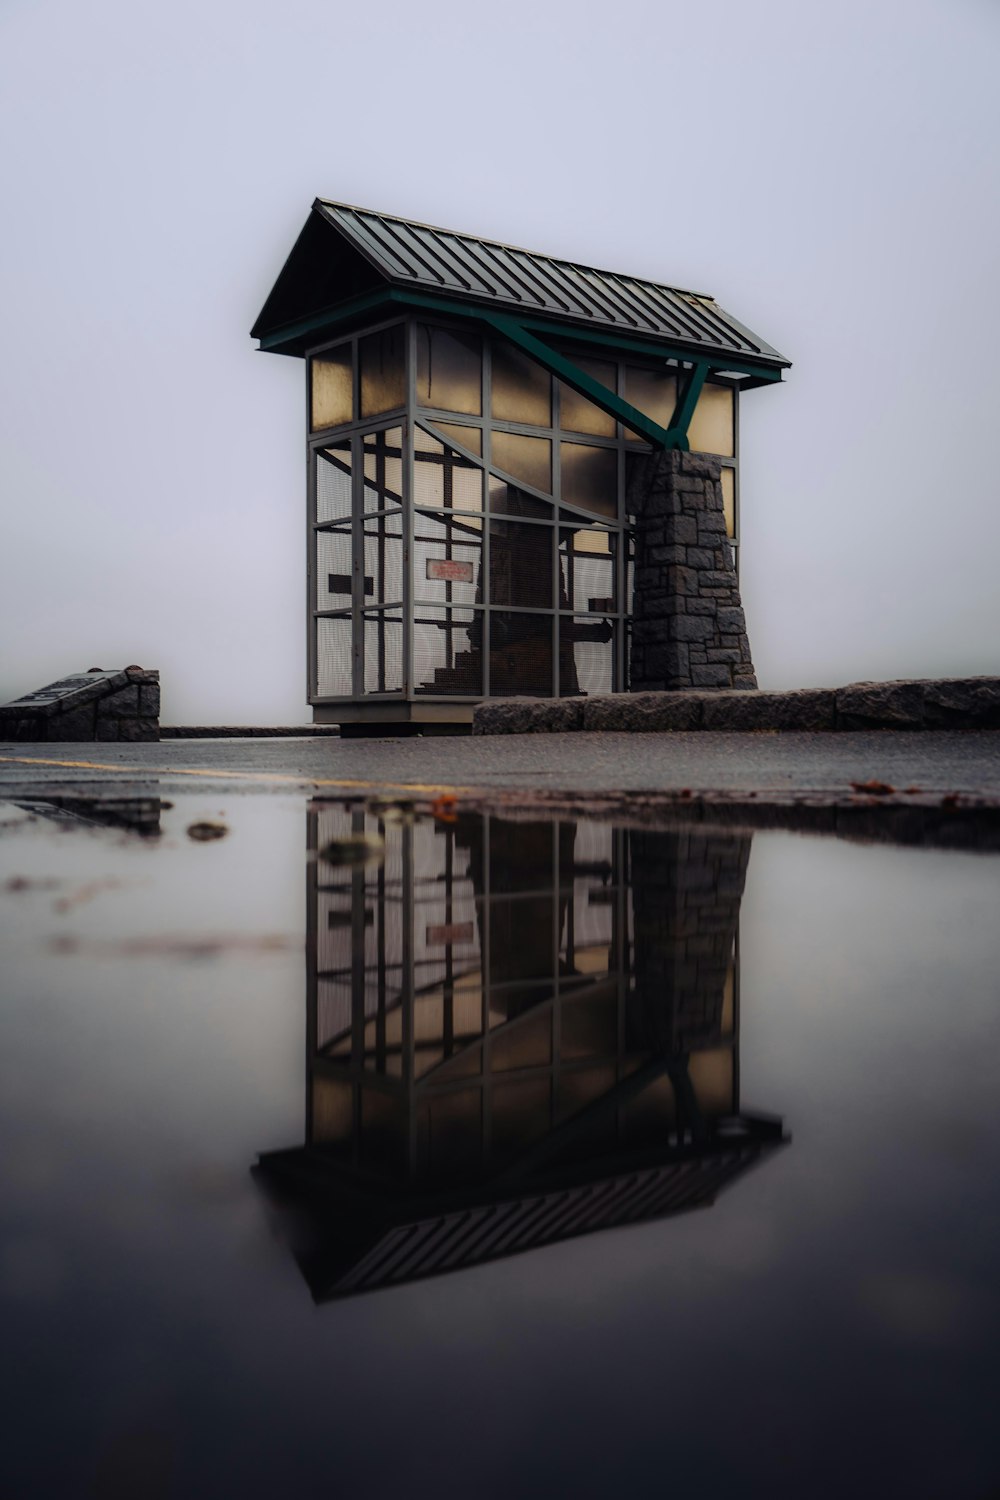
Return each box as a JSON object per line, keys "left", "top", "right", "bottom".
{"left": 628, "top": 449, "right": 756, "bottom": 691}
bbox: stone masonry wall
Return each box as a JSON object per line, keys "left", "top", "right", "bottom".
{"left": 628, "top": 448, "right": 756, "bottom": 691}
{"left": 627, "top": 829, "right": 750, "bottom": 1056}
{"left": 0, "top": 667, "right": 160, "bottom": 742}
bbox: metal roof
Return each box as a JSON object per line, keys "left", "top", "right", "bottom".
{"left": 257, "top": 199, "right": 789, "bottom": 371}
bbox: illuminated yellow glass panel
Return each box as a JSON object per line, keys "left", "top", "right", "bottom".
{"left": 491, "top": 340, "right": 551, "bottom": 426}
{"left": 721, "top": 467, "right": 736, "bottom": 538}
{"left": 430, "top": 421, "right": 482, "bottom": 455}
{"left": 559, "top": 357, "right": 616, "bottom": 437}
{"left": 688, "top": 1048, "right": 734, "bottom": 1117}
{"left": 311, "top": 1078, "right": 353, "bottom": 1143}
{"left": 689, "top": 382, "right": 734, "bottom": 457}
{"left": 416, "top": 325, "right": 482, "bottom": 414}
{"left": 310, "top": 346, "right": 352, "bottom": 430}
{"left": 624, "top": 365, "right": 676, "bottom": 440}
{"left": 560, "top": 442, "right": 617, "bottom": 519}
{"left": 359, "top": 325, "right": 405, "bottom": 417}
{"left": 491, "top": 431, "right": 552, "bottom": 493}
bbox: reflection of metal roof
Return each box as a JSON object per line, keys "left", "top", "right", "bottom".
{"left": 254, "top": 199, "right": 789, "bottom": 371}
{"left": 255, "top": 1125, "right": 787, "bottom": 1303}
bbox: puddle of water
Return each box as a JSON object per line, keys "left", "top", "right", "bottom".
{"left": 1, "top": 793, "right": 999, "bottom": 1499}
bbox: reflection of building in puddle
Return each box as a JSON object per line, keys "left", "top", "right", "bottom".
{"left": 254, "top": 806, "right": 787, "bottom": 1301}
{"left": 11, "top": 792, "right": 164, "bottom": 836}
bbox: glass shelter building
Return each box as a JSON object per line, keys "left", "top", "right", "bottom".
{"left": 252, "top": 202, "right": 789, "bottom": 731}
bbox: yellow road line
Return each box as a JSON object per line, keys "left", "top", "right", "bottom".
{"left": 0, "top": 754, "right": 473, "bottom": 797}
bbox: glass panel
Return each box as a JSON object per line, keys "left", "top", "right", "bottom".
{"left": 559, "top": 356, "right": 616, "bottom": 437}
{"left": 316, "top": 527, "right": 353, "bottom": 610}
{"left": 316, "top": 442, "right": 352, "bottom": 523}
{"left": 490, "top": 519, "right": 553, "bottom": 609}
{"left": 362, "top": 427, "right": 403, "bottom": 511}
{"left": 429, "top": 421, "right": 482, "bottom": 456}
{"left": 413, "top": 511, "right": 483, "bottom": 607}
{"left": 559, "top": 617, "right": 614, "bottom": 697}
{"left": 416, "top": 325, "right": 482, "bottom": 415}
{"left": 315, "top": 614, "right": 352, "bottom": 698}
{"left": 310, "top": 345, "right": 352, "bottom": 430}
{"left": 359, "top": 325, "right": 405, "bottom": 418}
{"left": 491, "top": 431, "right": 551, "bottom": 494}
{"left": 624, "top": 365, "right": 676, "bottom": 440}
{"left": 363, "top": 611, "right": 403, "bottom": 695}
{"left": 491, "top": 339, "right": 551, "bottom": 426}
{"left": 560, "top": 443, "right": 618, "bottom": 520}
{"left": 362, "top": 510, "right": 403, "bottom": 604}
{"left": 721, "top": 467, "right": 736, "bottom": 538}
{"left": 414, "top": 610, "right": 483, "bottom": 696}
{"left": 559, "top": 526, "right": 615, "bottom": 612}
{"left": 489, "top": 612, "right": 553, "bottom": 697}
{"left": 689, "top": 382, "right": 735, "bottom": 457}
{"left": 488, "top": 474, "right": 550, "bottom": 520}
{"left": 414, "top": 442, "right": 484, "bottom": 514}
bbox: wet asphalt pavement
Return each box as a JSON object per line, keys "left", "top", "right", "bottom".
{"left": 1, "top": 730, "right": 998, "bottom": 801}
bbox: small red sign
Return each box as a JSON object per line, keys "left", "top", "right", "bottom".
{"left": 427, "top": 558, "right": 473, "bottom": 584}
{"left": 426, "top": 921, "right": 475, "bottom": 946}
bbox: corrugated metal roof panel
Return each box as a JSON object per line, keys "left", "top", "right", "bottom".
{"left": 314, "top": 199, "right": 789, "bottom": 368}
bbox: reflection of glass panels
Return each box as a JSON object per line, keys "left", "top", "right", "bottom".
{"left": 559, "top": 617, "right": 614, "bottom": 697}
{"left": 414, "top": 610, "right": 483, "bottom": 695}
{"left": 491, "top": 431, "right": 552, "bottom": 494}
{"left": 559, "top": 356, "right": 616, "bottom": 437}
{"left": 362, "top": 511, "right": 403, "bottom": 604}
{"left": 489, "top": 612, "right": 553, "bottom": 696}
{"left": 359, "top": 326, "right": 405, "bottom": 418}
{"left": 413, "top": 511, "right": 483, "bottom": 608}
{"left": 316, "top": 442, "right": 352, "bottom": 523}
{"left": 490, "top": 519, "right": 553, "bottom": 609}
{"left": 560, "top": 442, "right": 618, "bottom": 519}
{"left": 689, "top": 382, "right": 734, "bottom": 457}
{"left": 315, "top": 614, "right": 352, "bottom": 697}
{"left": 310, "top": 345, "right": 352, "bottom": 430}
{"left": 416, "top": 325, "right": 482, "bottom": 414}
{"left": 721, "top": 467, "right": 736, "bottom": 538}
{"left": 560, "top": 525, "right": 615, "bottom": 613}
{"left": 364, "top": 611, "right": 403, "bottom": 694}
{"left": 624, "top": 365, "right": 676, "bottom": 438}
{"left": 491, "top": 339, "right": 551, "bottom": 426}
{"left": 362, "top": 428, "right": 403, "bottom": 511}
{"left": 254, "top": 810, "right": 788, "bottom": 1301}
{"left": 316, "top": 527, "right": 354, "bottom": 610}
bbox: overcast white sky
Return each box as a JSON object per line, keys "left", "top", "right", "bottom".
{"left": 1, "top": 0, "right": 997, "bottom": 723}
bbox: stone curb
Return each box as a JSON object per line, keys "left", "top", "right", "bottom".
{"left": 472, "top": 678, "right": 1000, "bottom": 735}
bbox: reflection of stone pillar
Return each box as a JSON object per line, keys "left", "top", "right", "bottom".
{"left": 627, "top": 830, "right": 751, "bottom": 1054}
{"left": 628, "top": 449, "right": 756, "bottom": 691}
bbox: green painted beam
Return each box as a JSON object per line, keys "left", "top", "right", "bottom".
{"left": 257, "top": 286, "right": 788, "bottom": 388}
{"left": 481, "top": 311, "right": 677, "bottom": 448}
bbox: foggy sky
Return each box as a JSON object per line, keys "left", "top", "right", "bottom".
{"left": 1, "top": 0, "right": 997, "bottom": 724}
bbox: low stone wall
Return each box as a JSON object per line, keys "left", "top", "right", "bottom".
{"left": 0, "top": 667, "right": 160, "bottom": 742}
{"left": 473, "top": 677, "right": 1000, "bottom": 735}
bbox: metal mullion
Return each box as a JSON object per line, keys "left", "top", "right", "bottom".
{"left": 483, "top": 345, "right": 492, "bottom": 697}
{"left": 404, "top": 321, "right": 416, "bottom": 701}
{"left": 481, "top": 816, "right": 492, "bottom": 1151}
{"left": 307, "top": 392, "right": 317, "bottom": 702}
